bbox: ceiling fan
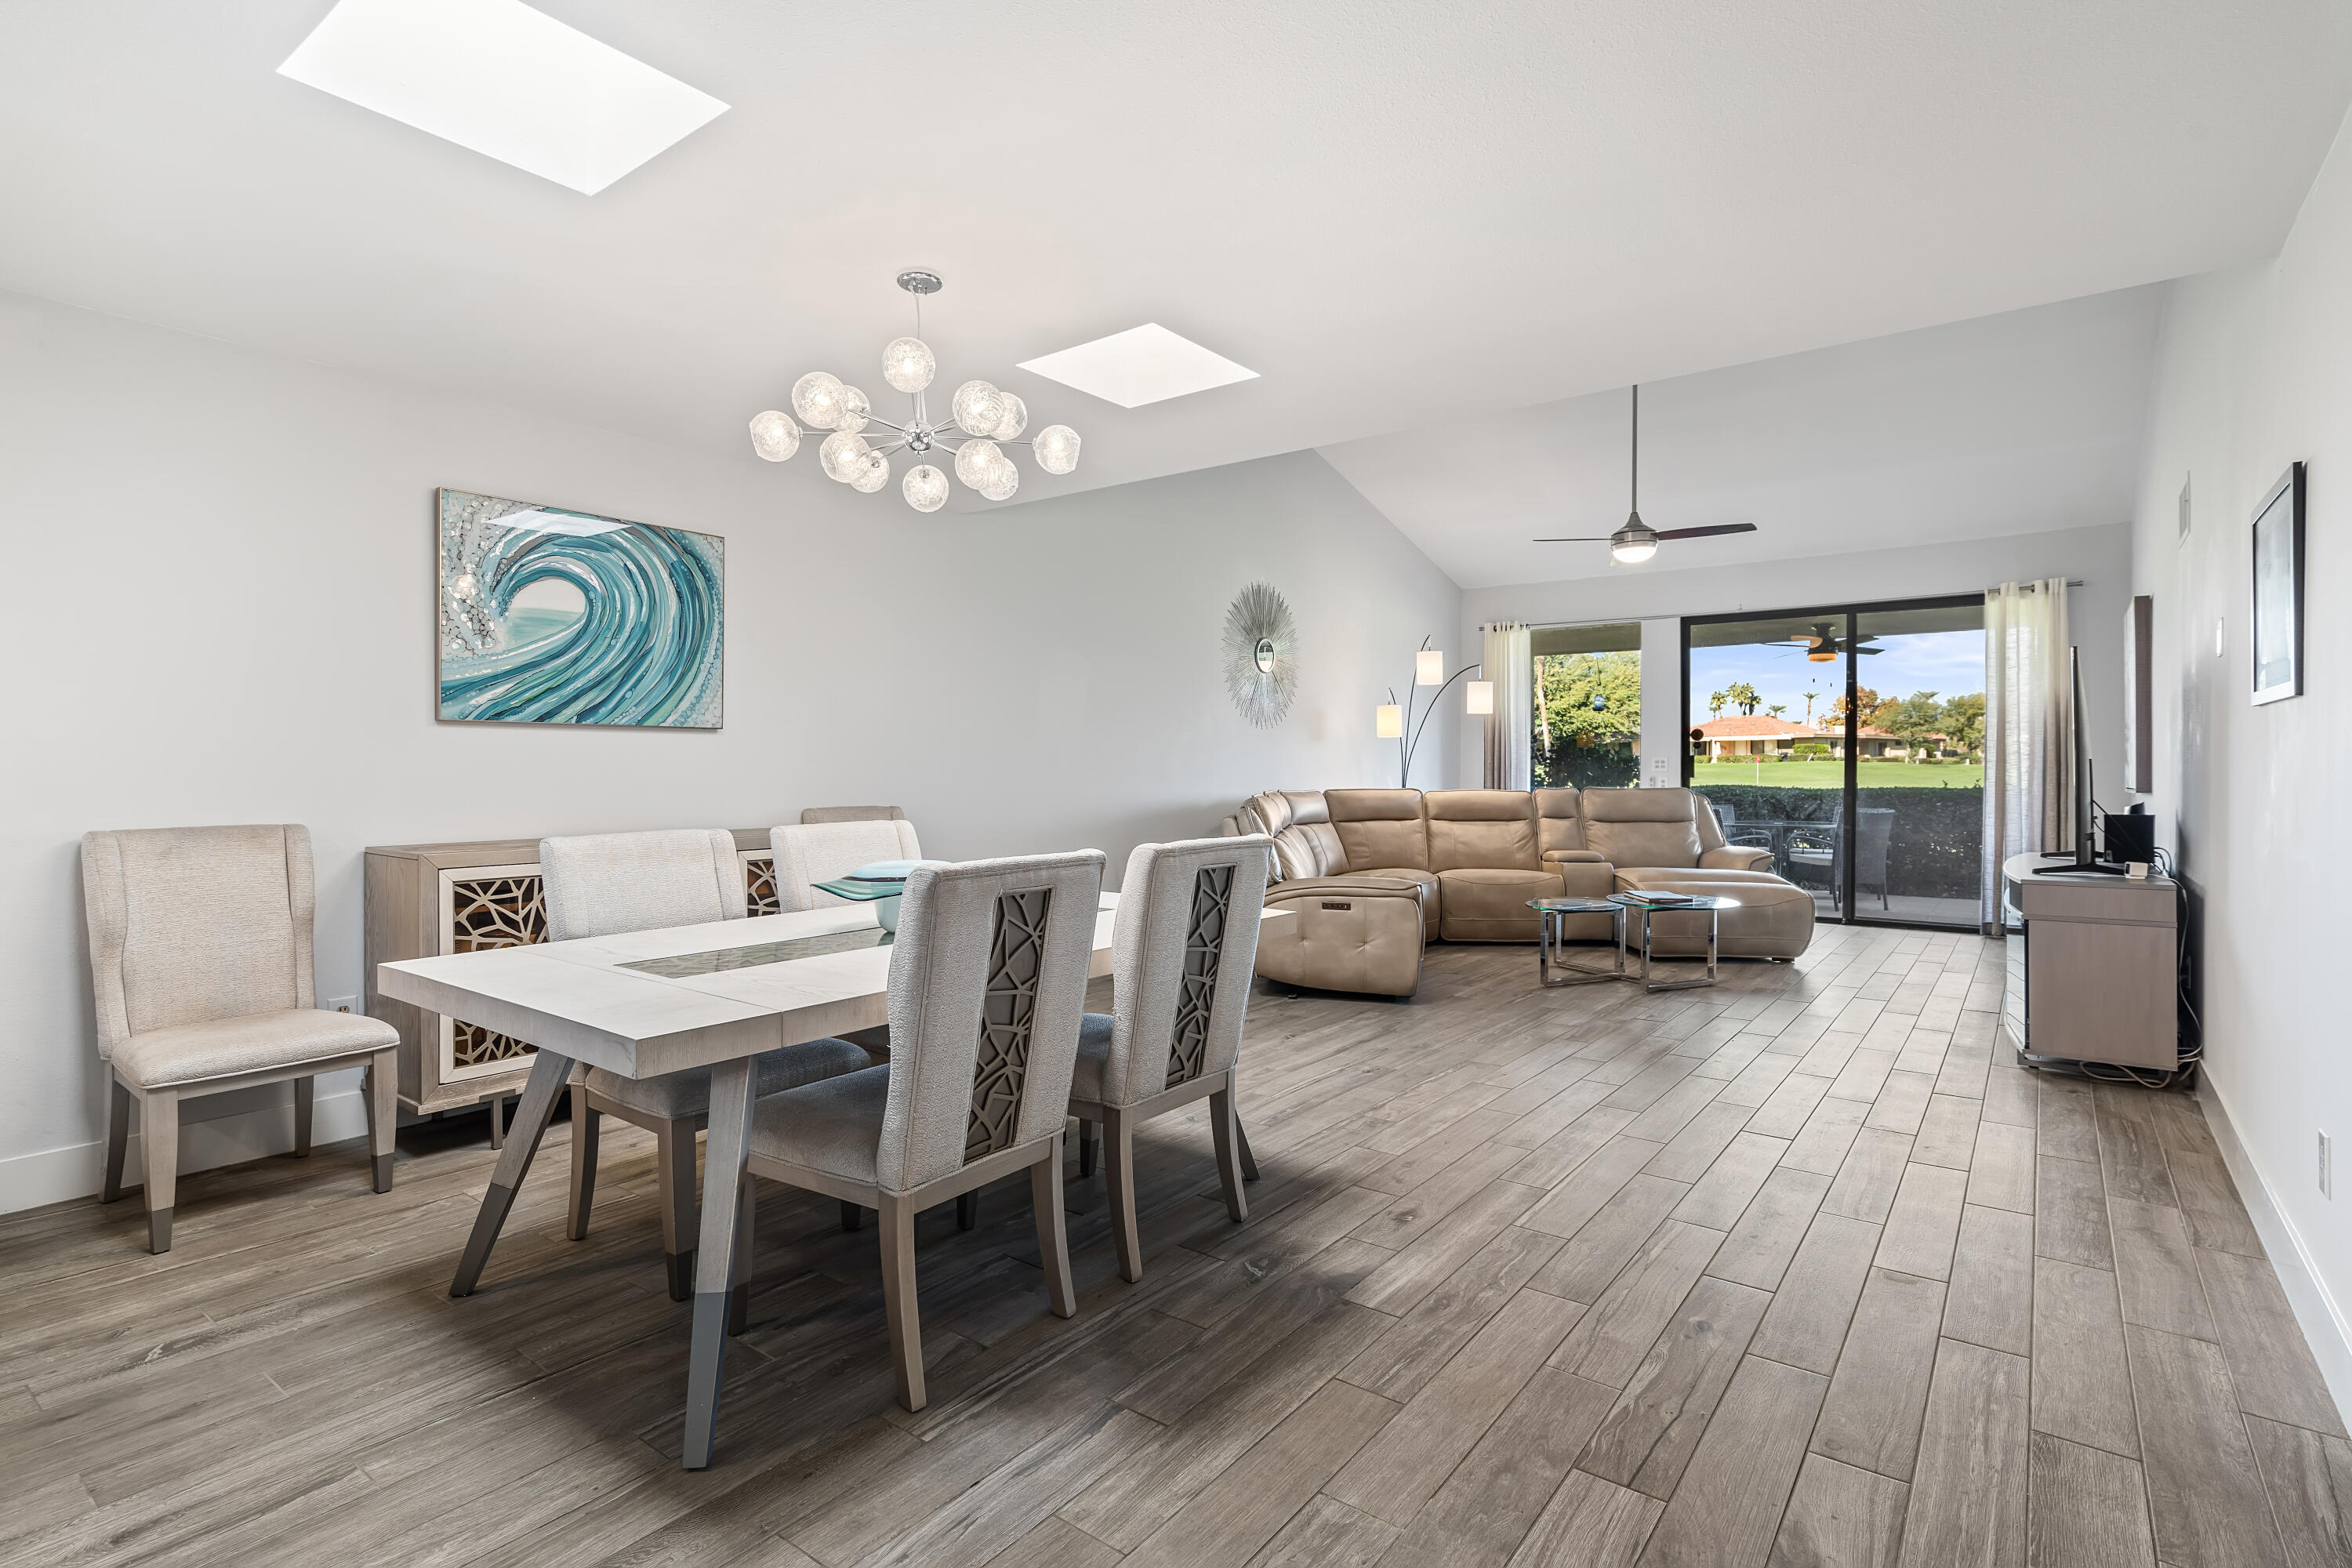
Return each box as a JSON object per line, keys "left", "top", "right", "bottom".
{"left": 1534, "top": 384, "right": 1759, "bottom": 564}
{"left": 1766, "top": 622, "right": 1883, "bottom": 662}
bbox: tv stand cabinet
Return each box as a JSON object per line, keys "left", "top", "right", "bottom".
{"left": 1999, "top": 851, "right": 2177, "bottom": 1072}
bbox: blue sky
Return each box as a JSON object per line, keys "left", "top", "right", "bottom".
{"left": 1688, "top": 629, "right": 1983, "bottom": 724}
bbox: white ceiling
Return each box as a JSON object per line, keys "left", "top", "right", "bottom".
{"left": 0, "top": 2, "right": 2347, "bottom": 524}
{"left": 1320, "top": 285, "right": 2166, "bottom": 588}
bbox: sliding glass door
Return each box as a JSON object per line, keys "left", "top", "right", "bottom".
{"left": 1685, "top": 596, "right": 1985, "bottom": 931}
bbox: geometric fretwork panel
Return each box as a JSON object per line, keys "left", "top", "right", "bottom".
{"left": 966, "top": 887, "right": 1052, "bottom": 1163}
{"left": 746, "top": 855, "right": 780, "bottom": 916}
{"left": 1166, "top": 863, "right": 1234, "bottom": 1089}
{"left": 448, "top": 873, "right": 546, "bottom": 1068}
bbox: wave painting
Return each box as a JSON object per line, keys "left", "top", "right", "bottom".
{"left": 437, "top": 488, "right": 724, "bottom": 728}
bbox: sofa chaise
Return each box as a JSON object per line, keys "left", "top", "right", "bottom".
{"left": 1221, "top": 786, "right": 1816, "bottom": 997}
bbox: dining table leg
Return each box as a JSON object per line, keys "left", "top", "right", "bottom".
{"left": 449, "top": 1046, "right": 575, "bottom": 1298}
{"left": 681, "top": 1055, "right": 757, "bottom": 1470}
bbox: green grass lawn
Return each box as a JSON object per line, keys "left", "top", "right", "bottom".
{"left": 1690, "top": 759, "right": 1984, "bottom": 789}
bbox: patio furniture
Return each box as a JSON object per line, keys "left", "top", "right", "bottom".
{"left": 1787, "top": 808, "right": 1895, "bottom": 910}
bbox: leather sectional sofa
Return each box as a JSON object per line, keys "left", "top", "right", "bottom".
{"left": 1222, "top": 786, "right": 1817, "bottom": 998}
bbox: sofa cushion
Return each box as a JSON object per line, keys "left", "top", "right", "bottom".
{"left": 1425, "top": 789, "right": 1541, "bottom": 872}
{"left": 1273, "top": 821, "right": 1346, "bottom": 880}
{"left": 1244, "top": 790, "right": 1328, "bottom": 837}
{"left": 1613, "top": 866, "right": 1816, "bottom": 958}
{"left": 1258, "top": 878, "right": 1425, "bottom": 996}
{"left": 1535, "top": 787, "right": 1587, "bottom": 856}
{"left": 1436, "top": 867, "right": 1561, "bottom": 942}
{"left": 1327, "top": 789, "right": 1429, "bottom": 873}
{"left": 1580, "top": 787, "right": 1704, "bottom": 869}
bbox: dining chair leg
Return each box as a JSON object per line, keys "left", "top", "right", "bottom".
{"left": 1077, "top": 1120, "right": 1098, "bottom": 1179}
{"left": 1029, "top": 1138, "right": 1076, "bottom": 1319}
{"left": 728, "top": 1177, "right": 755, "bottom": 1336}
{"left": 681, "top": 1058, "right": 756, "bottom": 1468}
{"left": 1234, "top": 1112, "right": 1260, "bottom": 1182}
{"left": 102, "top": 1076, "right": 132, "bottom": 1203}
{"left": 292, "top": 1075, "right": 314, "bottom": 1157}
{"left": 956, "top": 1190, "right": 979, "bottom": 1231}
{"left": 143, "top": 1088, "right": 179, "bottom": 1254}
{"left": 567, "top": 1086, "right": 600, "bottom": 1241}
{"left": 449, "top": 1047, "right": 572, "bottom": 1298}
{"left": 1102, "top": 1105, "right": 1142, "bottom": 1284}
{"left": 877, "top": 1190, "right": 925, "bottom": 1413}
{"left": 655, "top": 1117, "right": 697, "bottom": 1302}
{"left": 840, "top": 1200, "right": 863, "bottom": 1232}
{"left": 366, "top": 1048, "right": 397, "bottom": 1192}
{"left": 487, "top": 1092, "right": 506, "bottom": 1150}
{"left": 1208, "top": 1076, "right": 1249, "bottom": 1225}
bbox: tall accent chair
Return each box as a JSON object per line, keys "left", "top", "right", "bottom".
{"left": 739, "top": 850, "right": 1105, "bottom": 1411}
{"left": 80, "top": 825, "right": 401, "bottom": 1253}
{"left": 1069, "top": 837, "right": 1270, "bottom": 1283}
{"left": 546, "top": 829, "right": 871, "bottom": 1304}
{"left": 770, "top": 816, "right": 924, "bottom": 912}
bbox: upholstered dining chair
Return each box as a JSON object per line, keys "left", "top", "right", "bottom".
{"left": 738, "top": 850, "right": 1105, "bottom": 1412}
{"left": 799, "top": 804, "right": 905, "bottom": 825}
{"left": 80, "top": 825, "right": 401, "bottom": 1253}
{"left": 770, "top": 816, "right": 924, "bottom": 912}
{"left": 546, "top": 829, "right": 871, "bottom": 1308}
{"left": 1068, "top": 837, "right": 1270, "bottom": 1283}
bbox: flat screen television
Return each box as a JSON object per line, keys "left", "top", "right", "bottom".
{"left": 2034, "top": 644, "right": 2122, "bottom": 874}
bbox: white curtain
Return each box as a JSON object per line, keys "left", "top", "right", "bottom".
{"left": 1483, "top": 621, "right": 1533, "bottom": 790}
{"left": 1982, "top": 579, "right": 2071, "bottom": 927}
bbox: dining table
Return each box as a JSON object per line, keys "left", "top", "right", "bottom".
{"left": 376, "top": 889, "right": 1288, "bottom": 1470}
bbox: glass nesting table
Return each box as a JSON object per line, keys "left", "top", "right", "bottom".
{"left": 1528, "top": 892, "right": 1740, "bottom": 992}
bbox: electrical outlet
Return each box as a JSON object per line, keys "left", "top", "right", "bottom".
{"left": 328, "top": 995, "right": 358, "bottom": 1015}
{"left": 2321, "top": 1131, "right": 2333, "bottom": 1199}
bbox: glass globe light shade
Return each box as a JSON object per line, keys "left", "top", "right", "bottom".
{"left": 954, "top": 437, "right": 1003, "bottom": 488}
{"left": 748, "top": 409, "right": 800, "bottom": 462}
{"left": 978, "top": 458, "right": 1018, "bottom": 502}
{"left": 953, "top": 379, "right": 1006, "bottom": 437}
{"left": 991, "top": 392, "right": 1028, "bottom": 440}
{"left": 882, "top": 336, "right": 935, "bottom": 394}
{"left": 1033, "top": 424, "right": 1080, "bottom": 474}
{"left": 834, "top": 384, "right": 870, "bottom": 434}
{"left": 1375, "top": 703, "right": 1404, "bottom": 739}
{"left": 851, "top": 449, "right": 890, "bottom": 493}
{"left": 792, "top": 371, "right": 846, "bottom": 431}
{"left": 1610, "top": 539, "right": 1658, "bottom": 565}
{"left": 903, "top": 464, "right": 949, "bottom": 512}
{"left": 819, "top": 430, "right": 872, "bottom": 483}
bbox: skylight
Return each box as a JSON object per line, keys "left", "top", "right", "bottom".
{"left": 1016, "top": 325, "right": 1259, "bottom": 408}
{"left": 277, "top": 0, "right": 728, "bottom": 196}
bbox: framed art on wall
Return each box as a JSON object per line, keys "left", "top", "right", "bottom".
{"left": 437, "top": 488, "right": 725, "bottom": 728}
{"left": 2250, "top": 462, "right": 2304, "bottom": 706}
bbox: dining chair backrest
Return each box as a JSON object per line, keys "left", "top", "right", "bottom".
{"left": 876, "top": 851, "right": 1105, "bottom": 1192}
{"left": 771, "top": 819, "right": 924, "bottom": 911}
{"left": 800, "top": 804, "right": 905, "bottom": 824}
{"left": 1095, "top": 837, "right": 1271, "bottom": 1109}
{"left": 1830, "top": 809, "right": 1896, "bottom": 884}
{"left": 81, "top": 825, "right": 316, "bottom": 1055}
{"left": 539, "top": 829, "right": 745, "bottom": 942}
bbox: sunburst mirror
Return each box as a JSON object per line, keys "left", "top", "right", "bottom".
{"left": 1222, "top": 582, "right": 1298, "bottom": 728}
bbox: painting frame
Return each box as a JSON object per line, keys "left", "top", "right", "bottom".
{"left": 435, "top": 488, "right": 726, "bottom": 730}
{"left": 2250, "top": 462, "right": 2304, "bottom": 707}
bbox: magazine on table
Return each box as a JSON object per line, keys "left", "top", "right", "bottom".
{"left": 1617, "top": 891, "right": 1697, "bottom": 907}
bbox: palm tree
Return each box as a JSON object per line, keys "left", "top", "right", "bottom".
{"left": 1768, "top": 703, "right": 1787, "bottom": 719}
{"left": 1708, "top": 690, "right": 1727, "bottom": 720}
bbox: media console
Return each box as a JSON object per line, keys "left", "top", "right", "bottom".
{"left": 1999, "top": 851, "right": 2179, "bottom": 1072}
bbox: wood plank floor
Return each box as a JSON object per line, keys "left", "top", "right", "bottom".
{"left": 5, "top": 928, "right": 2347, "bottom": 1567}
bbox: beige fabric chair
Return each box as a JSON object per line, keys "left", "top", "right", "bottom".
{"left": 546, "top": 829, "right": 870, "bottom": 1305}
{"left": 81, "top": 825, "right": 400, "bottom": 1253}
{"left": 740, "top": 851, "right": 1105, "bottom": 1411}
{"left": 770, "top": 818, "right": 925, "bottom": 912}
{"left": 1069, "top": 837, "right": 1269, "bottom": 1282}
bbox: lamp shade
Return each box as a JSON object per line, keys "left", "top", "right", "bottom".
{"left": 1375, "top": 703, "right": 1404, "bottom": 739}
{"left": 1466, "top": 680, "right": 1494, "bottom": 715}
{"left": 1415, "top": 649, "right": 1444, "bottom": 685}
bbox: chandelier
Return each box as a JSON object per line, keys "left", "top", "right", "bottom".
{"left": 746, "top": 270, "right": 1080, "bottom": 512}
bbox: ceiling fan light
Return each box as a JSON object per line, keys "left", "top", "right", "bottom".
{"left": 1808, "top": 646, "right": 1838, "bottom": 662}
{"left": 1610, "top": 539, "right": 1657, "bottom": 565}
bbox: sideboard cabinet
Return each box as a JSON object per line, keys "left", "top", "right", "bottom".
{"left": 365, "top": 829, "right": 781, "bottom": 1118}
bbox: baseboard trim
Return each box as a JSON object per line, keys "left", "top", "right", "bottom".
{"left": 0, "top": 1087, "right": 372, "bottom": 1216}
{"left": 2199, "top": 1079, "right": 2352, "bottom": 1428}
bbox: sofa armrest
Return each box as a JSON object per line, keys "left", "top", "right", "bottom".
{"left": 1555, "top": 859, "right": 1617, "bottom": 899}
{"left": 1542, "top": 849, "right": 1609, "bottom": 864}
{"left": 1700, "top": 846, "right": 1775, "bottom": 872}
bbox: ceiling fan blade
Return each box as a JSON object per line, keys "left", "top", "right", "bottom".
{"left": 1653, "top": 524, "right": 1759, "bottom": 541}
{"left": 1530, "top": 536, "right": 1613, "bottom": 543}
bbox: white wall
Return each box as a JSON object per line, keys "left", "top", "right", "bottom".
{"left": 2126, "top": 104, "right": 2352, "bottom": 1410}
{"left": 1457, "top": 524, "right": 2133, "bottom": 790}
{"left": 0, "top": 289, "right": 1458, "bottom": 1210}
